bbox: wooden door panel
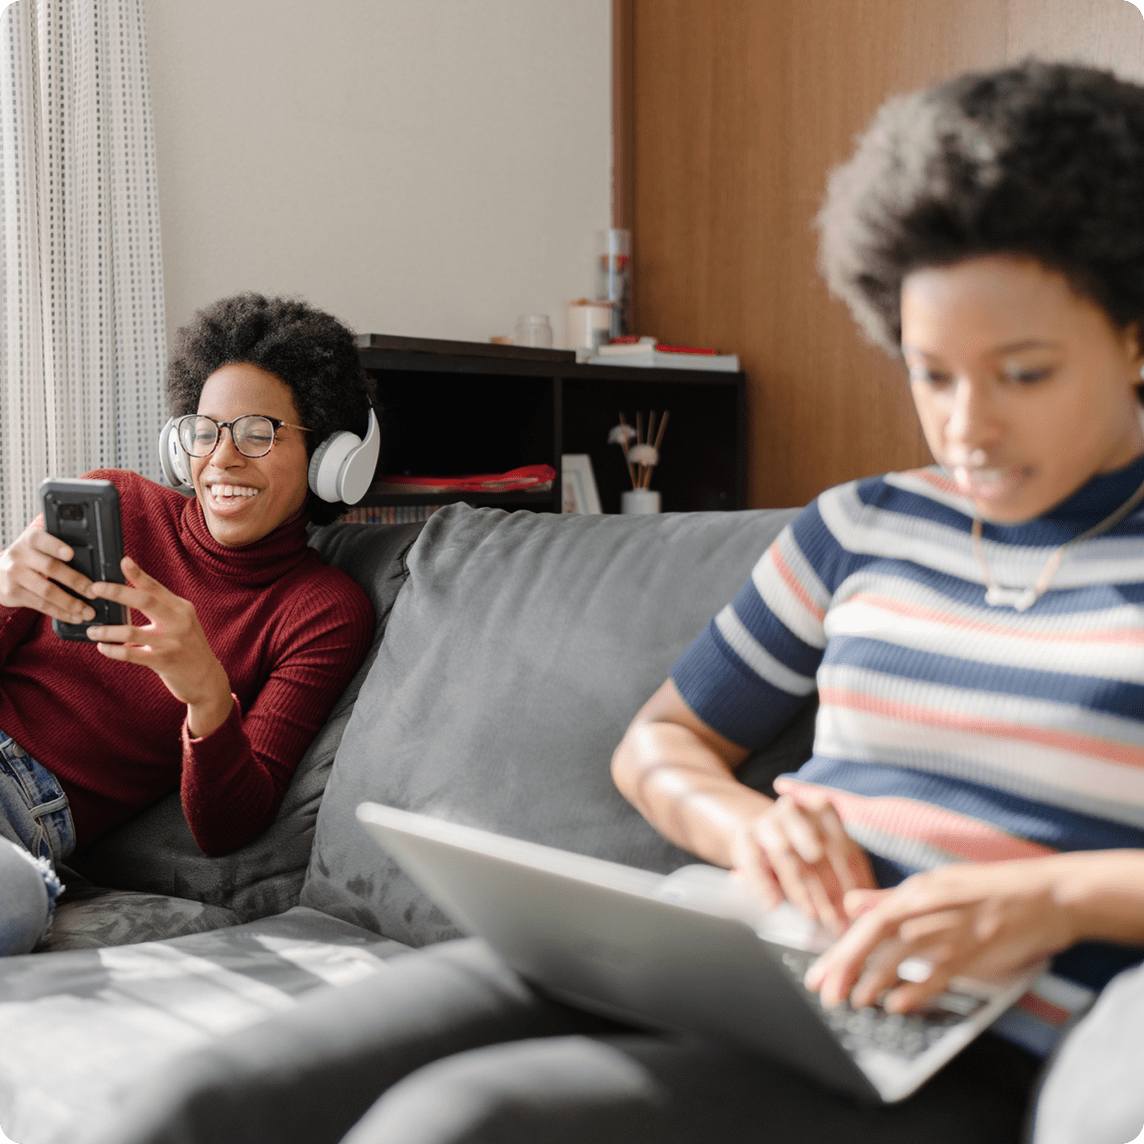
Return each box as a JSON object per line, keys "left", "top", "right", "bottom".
{"left": 628, "top": 0, "right": 1141, "bottom": 507}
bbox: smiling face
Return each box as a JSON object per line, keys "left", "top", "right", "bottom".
{"left": 900, "top": 255, "right": 1144, "bottom": 523}
{"left": 190, "top": 362, "right": 311, "bottom": 547}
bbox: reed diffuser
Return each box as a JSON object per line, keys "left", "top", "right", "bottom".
{"left": 608, "top": 411, "right": 669, "bottom": 512}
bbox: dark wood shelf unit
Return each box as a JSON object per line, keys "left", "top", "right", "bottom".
{"left": 357, "top": 340, "right": 746, "bottom": 515}
{"left": 356, "top": 332, "right": 576, "bottom": 365}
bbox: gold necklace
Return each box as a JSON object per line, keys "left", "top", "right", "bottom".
{"left": 971, "top": 472, "right": 1144, "bottom": 612}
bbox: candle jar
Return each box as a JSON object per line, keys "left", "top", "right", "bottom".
{"left": 621, "top": 488, "right": 661, "bottom": 514}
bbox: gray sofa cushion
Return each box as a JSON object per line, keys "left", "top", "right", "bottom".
{"left": 64, "top": 523, "right": 425, "bottom": 928}
{"left": 0, "top": 907, "right": 408, "bottom": 1144}
{"left": 36, "top": 881, "right": 240, "bottom": 952}
{"left": 301, "top": 503, "right": 815, "bottom": 948}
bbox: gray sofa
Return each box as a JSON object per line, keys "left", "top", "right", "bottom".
{"left": 0, "top": 504, "right": 1138, "bottom": 1144}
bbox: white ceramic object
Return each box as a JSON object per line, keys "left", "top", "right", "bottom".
{"left": 566, "top": 301, "right": 611, "bottom": 352}
{"left": 621, "top": 488, "right": 661, "bottom": 514}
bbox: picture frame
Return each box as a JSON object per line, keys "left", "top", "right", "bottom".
{"left": 561, "top": 454, "right": 602, "bottom": 514}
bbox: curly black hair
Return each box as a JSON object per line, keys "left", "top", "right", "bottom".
{"left": 166, "top": 293, "right": 378, "bottom": 525}
{"left": 817, "top": 61, "right": 1144, "bottom": 356}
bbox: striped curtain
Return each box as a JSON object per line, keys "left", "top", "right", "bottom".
{"left": 0, "top": 0, "right": 166, "bottom": 548}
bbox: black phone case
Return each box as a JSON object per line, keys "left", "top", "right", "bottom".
{"left": 39, "top": 478, "right": 128, "bottom": 641}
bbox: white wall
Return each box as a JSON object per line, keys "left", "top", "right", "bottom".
{"left": 145, "top": 0, "right": 611, "bottom": 347}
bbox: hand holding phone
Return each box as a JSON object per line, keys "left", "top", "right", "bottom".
{"left": 38, "top": 478, "right": 128, "bottom": 641}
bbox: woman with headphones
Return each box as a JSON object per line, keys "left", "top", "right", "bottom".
{"left": 0, "top": 293, "right": 380, "bottom": 955}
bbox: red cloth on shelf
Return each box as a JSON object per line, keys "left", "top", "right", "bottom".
{"left": 374, "top": 464, "right": 555, "bottom": 494}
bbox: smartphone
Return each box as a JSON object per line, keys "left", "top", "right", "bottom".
{"left": 39, "top": 477, "right": 128, "bottom": 641}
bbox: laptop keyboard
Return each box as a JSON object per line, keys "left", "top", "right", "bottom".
{"left": 775, "top": 946, "right": 987, "bottom": 1060}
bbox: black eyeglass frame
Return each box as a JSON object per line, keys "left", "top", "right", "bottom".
{"left": 176, "top": 414, "right": 311, "bottom": 459}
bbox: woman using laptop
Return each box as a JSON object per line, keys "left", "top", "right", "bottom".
{"left": 331, "top": 61, "right": 1144, "bottom": 1144}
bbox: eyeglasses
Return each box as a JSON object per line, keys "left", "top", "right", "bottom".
{"left": 176, "top": 414, "right": 310, "bottom": 459}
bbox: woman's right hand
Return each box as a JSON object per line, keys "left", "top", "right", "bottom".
{"left": 731, "top": 777, "right": 877, "bottom": 936}
{"left": 0, "top": 524, "right": 96, "bottom": 624}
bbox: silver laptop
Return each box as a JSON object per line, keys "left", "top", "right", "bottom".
{"left": 356, "top": 802, "right": 1040, "bottom": 1103}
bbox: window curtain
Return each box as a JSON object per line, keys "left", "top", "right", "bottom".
{"left": 0, "top": 0, "right": 166, "bottom": 549}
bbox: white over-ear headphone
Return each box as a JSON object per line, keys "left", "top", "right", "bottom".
{"left": 159, "top": 407, "right": 380, "bottom": 506}
{"left": 306, "top": 407, "right": 380, "bottom": 505}
{"left": 159, "top": 417, "right": 193, "bottom": 489}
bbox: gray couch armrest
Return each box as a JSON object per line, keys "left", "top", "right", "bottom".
{"left": 1030, "top": 961, "right": 1144, "bottom": 1144}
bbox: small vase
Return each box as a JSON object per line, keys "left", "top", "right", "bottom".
{"left": 621, "top": 488, "right": 661, "bottom": 514}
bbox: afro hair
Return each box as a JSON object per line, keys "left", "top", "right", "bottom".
{"left": 166, "top": 293, "right": 378, "bottom": 525}
{"left": 817, "top": 61, "right": 1144, "bottom": 355}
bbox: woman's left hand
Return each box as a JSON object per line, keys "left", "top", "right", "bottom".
{"left": 87, "top": 556, "right": 234, "bottom": 738}
{"left": 803, "top": 858, "right": 1079, "bottom": 1012}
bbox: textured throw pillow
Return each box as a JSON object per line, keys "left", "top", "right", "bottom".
{"left": 65, "top": 522, "right": 425, "bottom": 927}
{"left": 301, "top": 503, "right": 816, "bottom": 947}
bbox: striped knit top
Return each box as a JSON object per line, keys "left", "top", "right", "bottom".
{"left": 673, "top": 454, "right": 1144, "bottom": 1000}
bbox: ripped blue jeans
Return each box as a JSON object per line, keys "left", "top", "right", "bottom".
{"left": 0, "top": 728, "right": 73, "bottom": 955}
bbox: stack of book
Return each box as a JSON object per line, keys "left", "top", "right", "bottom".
{"left": 339, "top": 504, "right": 443, "bottom": 524}
{"left": 590, "top": 338, "right": 739, "bottom": 371}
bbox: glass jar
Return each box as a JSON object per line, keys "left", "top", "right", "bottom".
{"left": 514, "top": 314, "right": 553, "bottom": 348}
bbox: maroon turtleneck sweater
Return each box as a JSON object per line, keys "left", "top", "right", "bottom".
{"left": 0, "top": 470, "right": 374, "bottom": 856}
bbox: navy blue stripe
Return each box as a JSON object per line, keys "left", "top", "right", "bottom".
{"left": 853, "top": 477, "right": 975, "bottom": 534}
{"left": 852, "top": 463, "right": 1144, "bottom": 539}
{"left": 1041, "top": 452, "right": 1144, "bottom": 524}
{"left": 789, "top": 500, "right": 842, "bottom": 586}
{"left": 1052, "top": 942, "right": 1144, "bottom": 992}
{"left": 978, "top": 512, "right": 1144, "bottom": 548}
{"left": 799, "top": 484, "right": 975, "bottom": 593}
{"left": 729, "top": 578, "right": 823, "bottom": 679}
{"left": 672, "top": 624, "right": 810, "bottom": 748}
{"left": 823, "top": 635, "right": 1144, "bottom": 719}
{"left": 794, "top": 758, "right": 1144, "bottom": 852}
{"left": 861, "top": 482, "right": 1144, "bottom": 546}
